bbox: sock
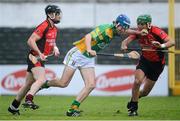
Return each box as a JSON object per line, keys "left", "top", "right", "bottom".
{"left": 131, "top": 101, "right": 138, "bottom": 105}
{"left": 11, "top": 99, "right": 20, "bottom": 109}
{"left": 25, "top": 94, "right": 34, "bottom": 102}
{"left": 130, "top": 101, "right": 138, "bottom": 110}
{"left": 71, "top": 100, "right": 80, "bottom": 110}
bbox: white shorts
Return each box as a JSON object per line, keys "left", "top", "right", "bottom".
{"left": 63, "top": 47, "right": 95, "bottom": 69}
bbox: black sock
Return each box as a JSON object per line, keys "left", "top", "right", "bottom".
{"left": 12, "top": 99, "right": 20, "bottom": 109}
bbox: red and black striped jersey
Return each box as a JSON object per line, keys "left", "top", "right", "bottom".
{"left": 30, "top": 20, "right": 58, "bottom": 56}
{"left": 129, "top": 26, "right": 168, "bottom": 63}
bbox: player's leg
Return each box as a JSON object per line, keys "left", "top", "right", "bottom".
{"left": 128, "top": 59, "right": 164, "bottom": 116}
{"left": 40, "top": 47, "right": 78, "bottom": 89}
{"left": 132, "top": 69, "right": 146, "bottom": 101}
{"left": 45, "top": 65, "right": 76, "bottom": 87}
{"left": 66, "top": 67, "right": 96, "bottom": 117}
{"left": 22, "top": 67, "right": 46, "bottom": 109}
{"left": 127, "top": 57, "right": 148, "bottom": 116}
{"left": 8, "top": 72, "right": 35, "bottom": 115}
{"left": 76, "top": 67, "right": 96, "bottom": 102}
{"left": 139, "top": 62, "right": 164, "bottom": 98}
{"left": 127, "top": 69, "right": 146, "bottom": 116}
{"left": 139, "top": 78, "right": 156, "bottom": 98}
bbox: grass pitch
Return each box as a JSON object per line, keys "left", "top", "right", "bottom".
{"left": 0, "top": 95, "right": 180, "bottom": 120}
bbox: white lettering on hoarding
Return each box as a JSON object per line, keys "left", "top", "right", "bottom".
{"left": 3, "top": 75, "right": 25, "bottom": 89}
{"left": 96, "top": 75, "right": 134, "bottom": 89}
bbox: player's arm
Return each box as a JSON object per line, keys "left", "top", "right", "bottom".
{"left": 121, "top": 35, "right": 135, "bottom": 50}
{"left": 151, "top": 28, "right": 175, "bottom": 48}
{"left": 152, "top": 36, "right": 175, "bottom": 48}
{"left": 125, "top": 29, "right": 140, "bottom": 35}
{"left": 85, "top": 33, "right": 96, "bottom": 56}
{"left": 27, "top": 33, "right": 46, "bottom": 60}
{"left": 163, "top": 36, "right": 175, "bottom": 48}
{"left": 126, "top": 29, "right": 148, "bottom": 36}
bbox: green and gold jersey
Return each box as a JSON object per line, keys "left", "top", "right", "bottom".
{"left": 73, "top": 24, "right": 116, "bottom": 57}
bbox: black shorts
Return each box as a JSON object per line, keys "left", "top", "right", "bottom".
{"left": 136, "top": 56, "right": 165, "bottom": 81}
{"left": 27, "top": 53, "right": 45, "bottom": 73}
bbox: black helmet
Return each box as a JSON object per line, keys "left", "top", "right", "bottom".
{"left": 45, "top": 5, "right": 62, "bottom": 24}
{"left": 45, "top": 5, "right": 61, "bottom": 15}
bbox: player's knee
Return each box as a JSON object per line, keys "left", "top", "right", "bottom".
{"left": 26, "top": 81, "right": 33, "bottom": 87}
{"left": 134, "top": 79, "right": 142, "bottom": 86}
{"left": 86, "top": 83, "right": 96, "bottom": 90}
{"left": 59, "top": 81, "right": 69, "bottom": 88}
{"left": 36, "top": 79, "right": 46, "bottom": 85}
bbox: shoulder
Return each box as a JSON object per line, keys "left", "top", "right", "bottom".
{"left": 36, "top": 20, "right": 49, "bottom": 30}
{"left": 151, "top": 26, "right": 164, "bottom": 34}
{"left": 98, "top": 24, "right": 112, "bottom": 28}
{"left": 33, "top": 20, "right": 49, "bottom": 37}
{"left": 150, "top": 25, "right": 168, "bottom": 39}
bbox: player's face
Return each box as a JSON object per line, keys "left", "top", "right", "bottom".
{"left": 116, "top": 25, "right": 126, "bottom": 34}
{"left": 54, "top": 12, "right": 62, "bottom": 24}
{"left": 137, "top": 22, "right": 148, "bottom": 30}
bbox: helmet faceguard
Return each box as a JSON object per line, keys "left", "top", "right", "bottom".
{"left": 45, "top": 5, "right": 62, "bottom": 24}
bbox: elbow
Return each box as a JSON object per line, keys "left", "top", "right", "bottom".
{"left": 27, "top": 40, "right": 30, "bottom": 46}
{"left": 85, "top": 34, "right": 92, "bottom": 43}
{"left": 27, "top": 39, "right": 32, "bottom": 47}
{"left": 85, "top": 33, "right": 91, "bottom": 39}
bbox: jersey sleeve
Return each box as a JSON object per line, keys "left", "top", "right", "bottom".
{"left": 90, "top": 27, "right": 98, "bottom": 40}
{"left": 152, "top": 27, "right": 168, "bottom": 41}
{"left": 33, "top": 22, "right": 48, "bottom": 38}
{"left": 105, "top": 28, "right": 113, "bottom": 39}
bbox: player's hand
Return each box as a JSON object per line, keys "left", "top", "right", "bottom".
{"left": 39, "top": 53, "right": 46, "bottom": 61}
{"left": 152, "top": 41, "right": 163, "bottom": 48}
{"left": 87, "top": 50, "right": 96, "bottom": 57}
{"left": 140, "top": 29, "right": 148, "bottom": 36}
{"left": 54, "top": 46, "right": 60, "bottom": 57}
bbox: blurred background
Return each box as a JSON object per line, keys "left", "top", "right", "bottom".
{"left": 0, "top": 0, "right": 179, "bottom": 96}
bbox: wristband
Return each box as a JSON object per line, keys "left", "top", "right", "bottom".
{"left": 161, "top": 44, "right": 166, "bottom": 48}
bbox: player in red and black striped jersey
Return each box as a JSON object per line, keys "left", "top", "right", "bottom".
{"left": 8, "top": 5, "right": 62, "bottom": 115}
{"left": 121, "top": 14, "right": 175, "bottom": 116}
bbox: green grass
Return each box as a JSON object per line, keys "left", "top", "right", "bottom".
{"left": 0, "top": 95, "right": 180, "bottom": 120}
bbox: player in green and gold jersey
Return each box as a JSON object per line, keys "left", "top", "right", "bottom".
{"left": 41, "top": 14, "right": 140, "bottom": 116}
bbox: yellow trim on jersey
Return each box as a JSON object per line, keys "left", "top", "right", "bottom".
{"left": 91, "top": 31, "right": 96, "bottom": 38}
{"left": 74, "top": 38, "right": 86, "bottom": 53}
{"left": 95, "top": 28, "right": 104, "bottom": 40}
{"left": 105, "top": 28, "right": 113, "bottom": 39}
{"left": 73, "top": 38, "right": 84, "bottom": 45}
{"left": 74, "top": 37, "right": 97, "bottom": 53}
{"left": 91, "top": 39, "right": 97, "bottom": 46}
